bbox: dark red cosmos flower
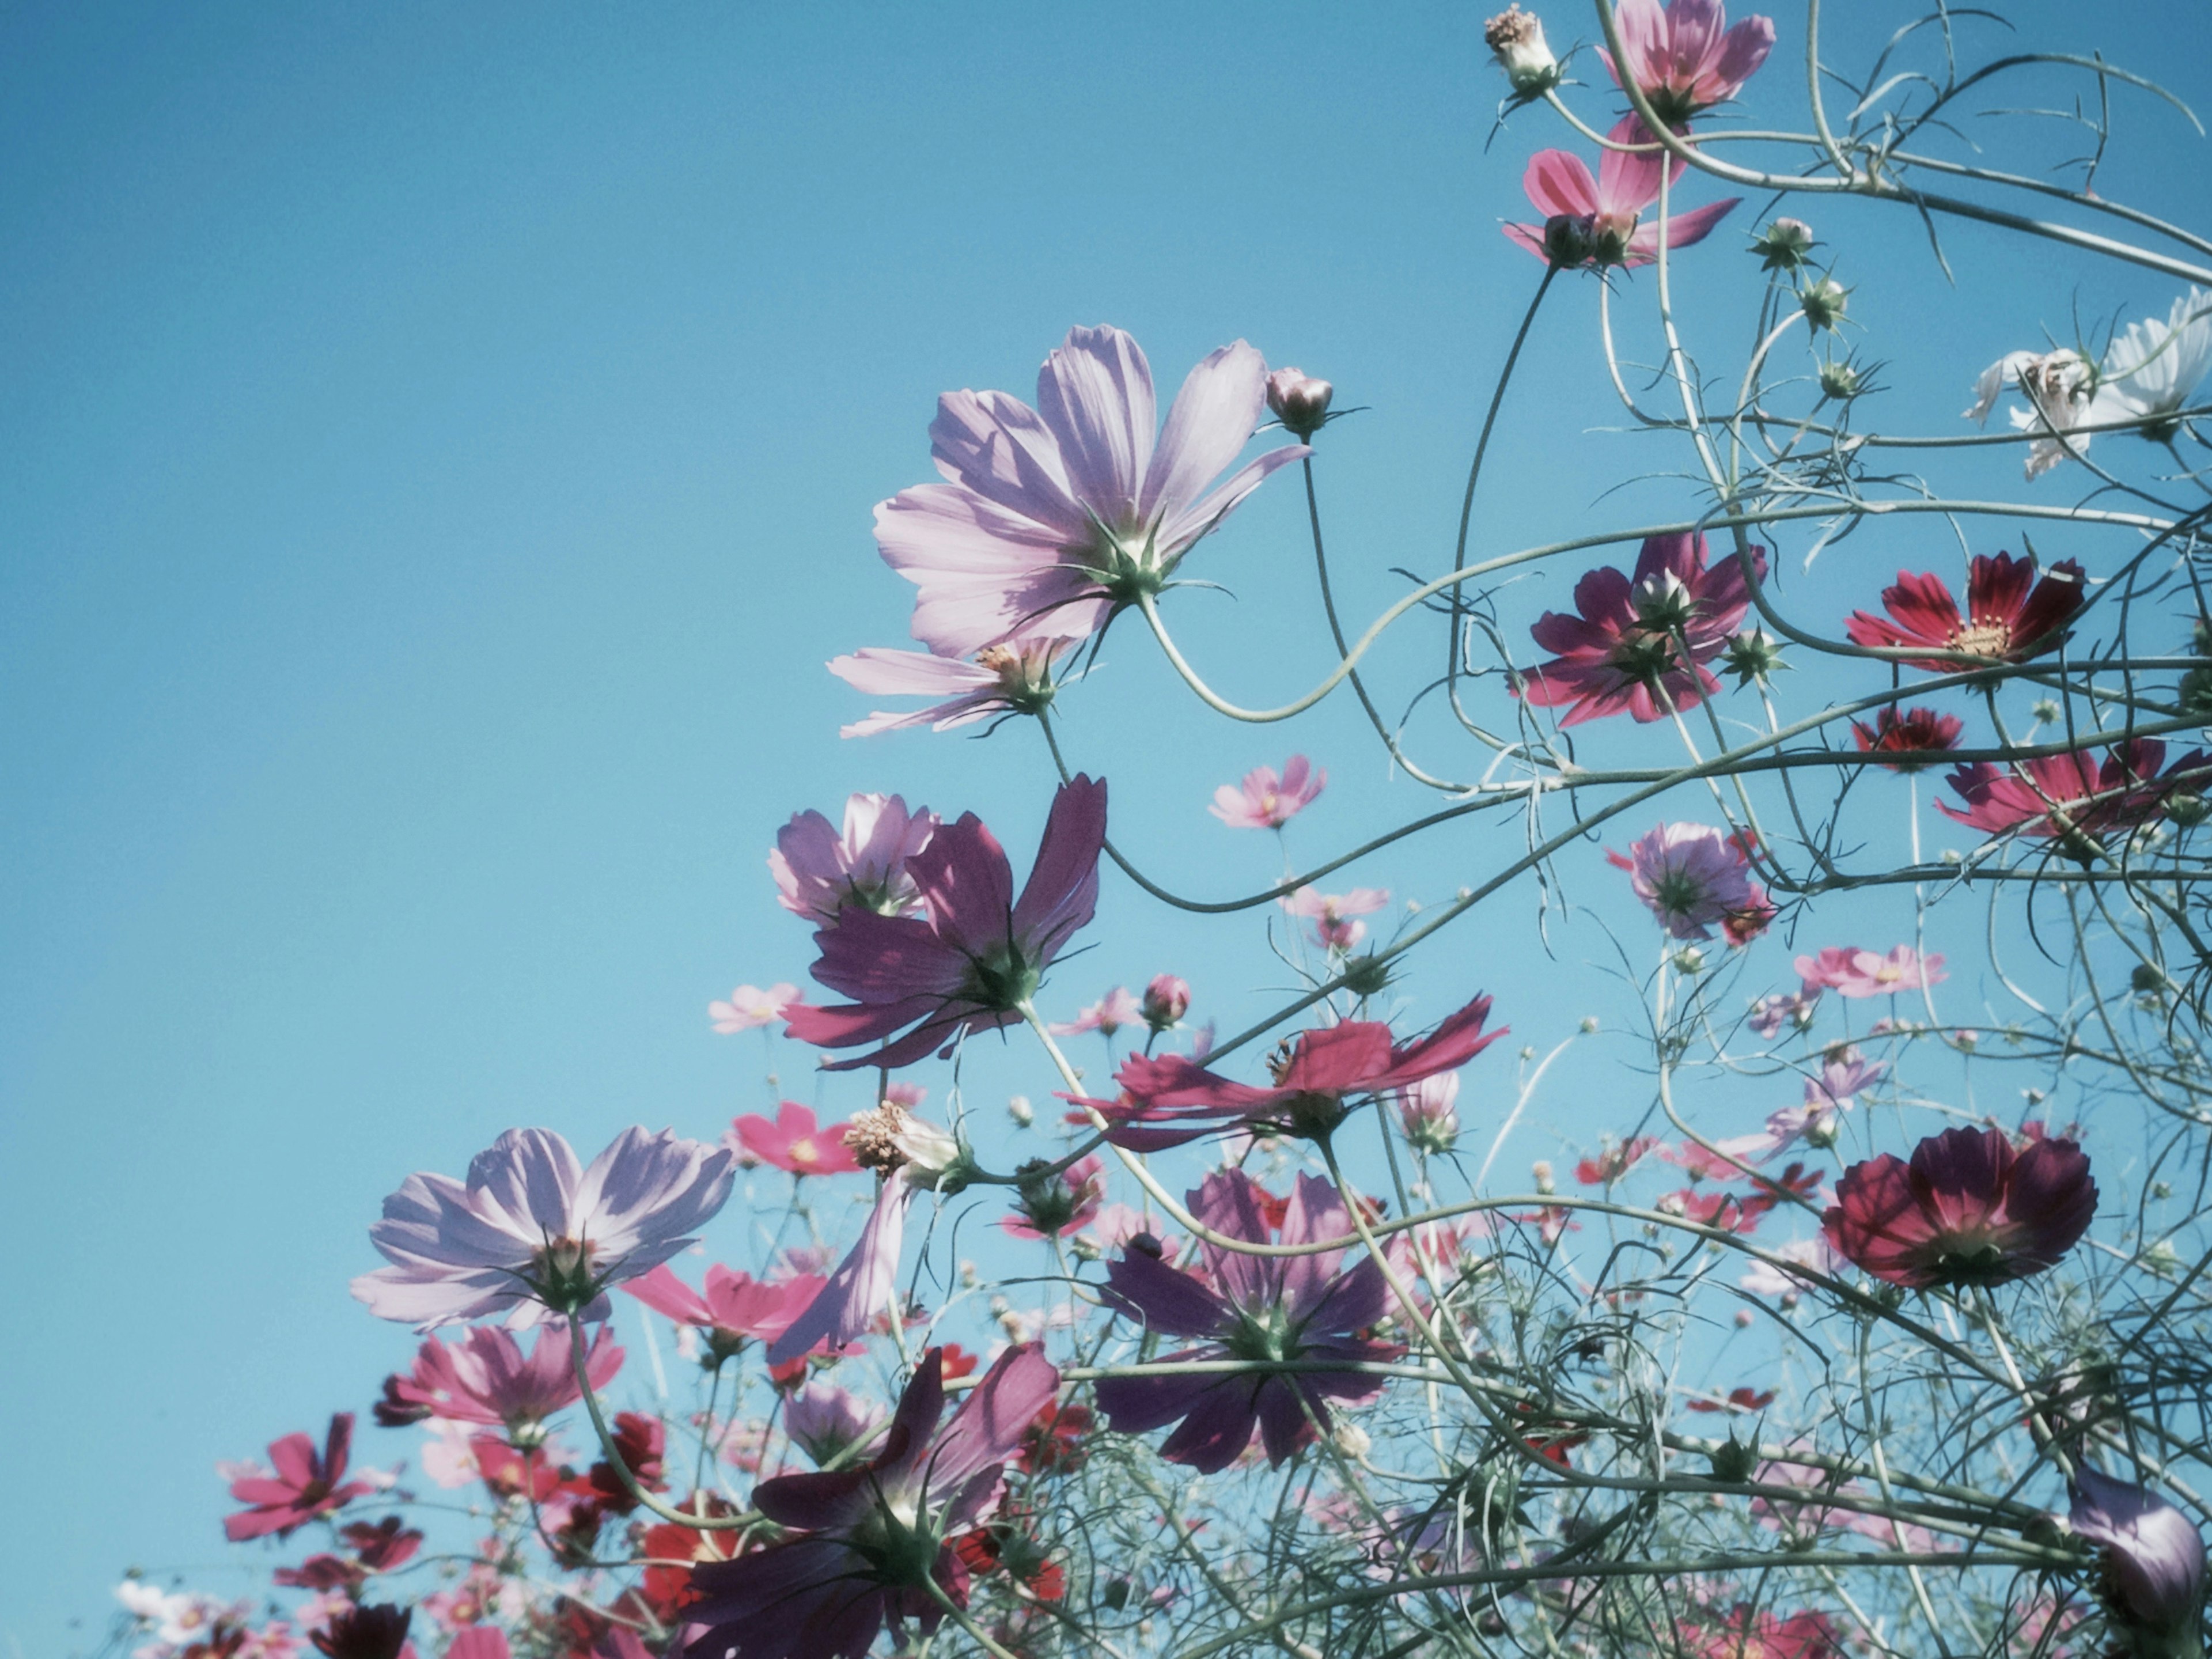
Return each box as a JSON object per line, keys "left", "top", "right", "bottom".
{"left": 272, "top": 1518, "right": 423, "bottom": 1592}
{"left": 1017, "top": 1400, "right": 1093, "bottom": 1476}
{"left": 639, "top": 1494, "right": 741, "bottom": 1620}
{"left": 785, "top": 777, "right": 1107, "bottom": 1070}
{"left": 1845, "top": 551, "right": 2085, "bottom": 671}
{"left": 1577, "top": 1137, "right": 1660, "bottom": 1185}
{"left": 309, "top": 1606, "right": 411, "bottom": 1659}
{"left": 1075, "top": 993, "right": 1501, "bottom": 1150}
{"left": 952, "top": 1515, "right": 1066, "bottom": 1603}
{"left": 1685, "top": 1386, "right": 1778, "bottom": 1415}
{"left": 1518, "top": 532, "right": 1766, "bottom": 726}
{"left": 581, "top": 1411, "right": 667, "bottom": 1513}
{"left": 1823, "top": 1125, "right": 2096, "bottom": 1289}
{"left": 1851, "top": 705, "right": 1965, "bottom": 772}
{"left": 1940, "top": 738, "right": 2210, "bottom": 854}
{"left": 224, "top": 1413, "right": 374, "bottom": 1541}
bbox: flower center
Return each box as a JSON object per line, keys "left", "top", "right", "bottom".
{"left": 1225, "top": 1304, "right": 1297, "bottom": 1365}
{"left": 1951, "top": 619, "right": 2014, "bottom": 657}
{"left": 1609, "top": 626, "right": 1683, "bottom": 685}
{"left": 968, "top": 942, "right": 1041, "bottom": 1012}
{"left": 529, "top": 1235, "right": 603, "bottom": 1313}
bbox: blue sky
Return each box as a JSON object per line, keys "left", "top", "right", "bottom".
{"left": 5, "top": 3, "right": 2210, "bottom": 1653}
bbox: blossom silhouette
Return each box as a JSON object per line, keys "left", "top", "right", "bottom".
{"left": 1599, "top": 0, "right": 1777, "bottom": 124}
{"left": 1823, "top": 1125, "right": 2096, "bottom": 1288}
{"left": 351, "top": 1127, "right": 734, "bottom": 1330}
{"left": 1518, "top": 532, "right": 1764, "bottom": 724}
{"left": 1094, "top": 1172, "right": 1406, "bottom": 1472}
{"left": 1941, "top": 738, "right": 2208, "bottom": 853}
{"left": 1505, "top": 116, "right": 1740, "bottom": 270}
{"left": 784, "top": 775, "right": 1107, "bottom": 1070}
{"left": 873, "top": 324, "right": 1308, "bottom": 657}
{"left": 683, "top": 1345, "right": 1060, "bottom": 1659}
{"left": 623, "top": 1264, "right": 826, "bottom": 1362}
{"left": 1846, "top": 551, "right": 2085, "bottom": 671}
{"left": 225, "top": 1414, "right": 374, "bottom": 1541}
{"left": 1851, "top": 705, "right": 1965, "bottom": 771}
{"left": 827, "top": 636, "right": 1070, "bottom": 738}
{"left": 770, "top": 794, "right": 938, "bottom": 925}
{"left": 726, "top": 1102, "right": 862, "bottom": 1176}
{"left": 1210, "top": 755, "right": 1327, "bottom": 829}
{"left": 1607, "top": 822, "right": 1764, "bottom": 941}
{"left": 383, "top": 1323, "right": 621, "bottom": 1441}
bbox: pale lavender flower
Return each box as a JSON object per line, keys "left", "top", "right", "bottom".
{"left": 351, "top": 1128, "right": 734, "bottom": 1331}
{"left": 1749, "top": 987, "right": 1821, "bottom": 1039}
{"left": 2070, "top": 1466, "right": 2209, "bottom": 1654}
{"left": 1607, "top": 823, "right": 1758, "bottom": 941}
{"left": 768, "top": 793, "right": 938, "bottom": 925}
{"left": 783, "top": 1384, "right": 888, "bottom": 1468}
{"left": 1738, "top": 1236, "right": 1844, "bottom": 1297}
{"left": 827, "top": 637, "right": 1071, "bottom": 738}
{"left": 1807, "top": 1047, "right": 1885, "bottom": 1110}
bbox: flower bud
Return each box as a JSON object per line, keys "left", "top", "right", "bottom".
{"left": 1673, "top": 946, "right": 1707, "bottom": 975}
{"left": 1397, "top": 1072, "right": 1461, "bottom": 1155}
{"left": 1709, "top": 1433, "right": 1758, "bottom": 1484}
{"left": 1265, "top": 369, "right": 1334, "bottom": 439}
{"left": 1484, "top": 6, "right": 1561, "bottom": 96}
{"left": 2169, "top": 793, "right": 2210, "bottom": 828}
{"left": 1816, "top": 358, "right": 1862, "bottom": 401}
{"left": 1800, "top": 276, "right": 1850, "bottom": 332}
{"left": 1331, "top": 1421, "right": 1373, "bottom": 1459}
{"left": 1722, "top": 630, "right": 1787, "bottom": 688}
{"left": 1532, "top": 1160, "right": 1555, "bottom": 1196}
{"left": 1007, "top": 1093, "right": 1035, "bottom": 1127}
{"left": 2070, "top": 1467, "right": 2209, "bottom": 1654}
{"left": 1752, "top": 218, "right": 1817, "bottom": 271}
{"left": 1631, "top": 570, "right": 1697, "bottom": 631}
{"left": 1141, "top": 974, "right": 1191, "bottom": 1031}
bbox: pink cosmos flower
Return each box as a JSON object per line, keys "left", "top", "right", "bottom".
{"left": 1518, "top": 532, "right": 1764, "bottom": 723}
{"left": 1845, "top": 551, "right": 2086, "bottom": 672}
{"left": 683, "top": 1345, "right": 1061, "bottom": 1659}
{"left": 1080, "top": 993, "right": 1502, "bottom": 1150}
{"left": 1094, "top": 1172, "right": 1406, "bottom": 1473}
{"left": 384, "top": 1323, "right": 621, "bottom": 1440}
{"left": 351, "top": 1127, "right": 735, "bottom": 1330}
{"left": 1598, "top": 0, "right": 1777, "bottom": 124}
{"left": 1505, "top": 116, "right": 1740, "bottom": 270}
{"left": 1210, "top": 755, "right": 1327, "bottom": 829}
{"left": 1607, "top": 823, "right": 1763, "bottom": 942}
{"left": 2069, "top": 1467, "right": 2209, "bottom": 1648}
{"left": 1824, "top": 1124, "right": 2096, "bottom": 1288}
{"left": 727, "top": 1102, "right": 863, "bottom": 1176}
{"left": 1279, "top": 884, "right": 1389, "bottom": 952}
{"left": 770, "top": 793, "right": 938, "bottom": 925}
{"left": 709, "top": 983, "right": 800, "bottom": 1033}
{"left": 873, "top": 324, "right": 1309, "bottom": 657}
{"left": 1003, "top": 1155, "right": 1106, "bottom": 1240}
{"left": 827, "top": 637, "right": 1071, "bottom": 739}
{"left": 1049, "top": 987, "right": 1144, "bottom": 1037}
{"left": 1941, "top": 739, "right": 2209, "bottom": 853}
{"left": 1800, "top": 945, "right": 1945, "bottom": 999}
{"left": 225, "top": 1415, "right": 374, "bottom": 1541}
{"left": 624, "top": 1263, "right": 827, "bottom": 1362}
{"left": 784, "top": 776, "right": 1108, "bottom": 1070}
{"left": 1396, "top": 1070, "right": 1462, "bottom": 1154}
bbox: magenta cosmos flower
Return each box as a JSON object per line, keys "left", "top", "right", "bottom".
{"left": 1505, "top": 115, "right": 1741, "bottom": 270}
{"left": 351, "top": 1127, "right": 735, "bottom": 1330}
{"left": 1845, "top": 550, "right": 2085, "bottom": 672}
{"left": 1797, "top": 944, "right": 1945, "bottom": 999}
{"left": 1519, "top": 532, "right": 1764, "bottom": 724}
{"left": 728, "top": 1102, "right": 863, "bottom": 1176}
{"left": 873, "top": 324, "right": 1309, "bottom": 658}
{"left": 1823, "top": 1124, "right": 2096, "bottom": 1289}
{"left": 2070, "top": 1467, "right": 2208, "bottom": 1654}
{"left": 1606, "top": 822, "right": 1765, "bottom": 942}
{"left": 1851, "top": 705, "right": 1964, "bottom": 771}
{"left": 1599, "top": 0, "right": 1777, "bottom": 125}
{"left": 683, "top": 1344, "right": 1060, "bottom": 1659}
{"left": 385, "top": 1323, "right": 621, "bottom": 1442}
{"left": 770, "top": 793, "right": 937, "bottom": 925}
{"left": 624, "top": 1263, "right": 826, "bottom": 1363}
{"left": 1941, "top": 739, "right": 2209, "bottom": 854}
{"left": 1080, "top": 993, "right": 1501, "bottom": 1150}
{"left": 827, "top": 636, "right": 1071, "bottom": 739}
{"left": 225, "top": 1414, "right": 375, "bottom": 1541}
{"left": 783, "top": 776, "right": 1107, "bottom": 1070}
{"left": 1210, "top": 755, "right": 1327, "bottom": 829}
{"left": 1095, "top": 1171, "right": 1405, "bottom": 1474}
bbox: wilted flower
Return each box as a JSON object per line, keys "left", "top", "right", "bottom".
{"left": 1846, "top": 550, "right": 2085, "bottom": 671}
{"left": 1598, "top": 0, "right": 1777, "bottom": 124}
{"left": 1484, "top": 5, "right": 1562, "bottom": 96}
{"left": 769, "top": 793, "right": 938, "bottom": 925}
{"left": 1967, "top": 348, "right": 2101, "bottom": 478}
{"left": 1824, "top": 1124, "right": 2096, "bottom": 1288}
{"left": 1851, "top": 705, "right": 1964, "bottom": 771}
{"left": 1211, "top": 753, "right": 1327, "bottom": 829}
{"left": 1265, "top": 368, "right": 1335, "bottom": 438}
{"left": 827, "top": 635, "right": 1070, "bottom": 738}
{"left": 224, "top": 1415, "right": 374, "bottom": 1541}
{"left": 1506, "top": 116, "right": 1740, "bottom": 270}
{"left": 1607, "top": 822, "right": 1761, "bottom": 942}
{"left": 2069, "top": 1465, "right": 2209, "bottom": 1656}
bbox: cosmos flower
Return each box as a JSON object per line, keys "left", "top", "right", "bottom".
{"left": 2069, "top": 1466, "right": 2209, "bottom": 1654}
{"left": 782, "top": 1384, "right": 888, "bottom": 1468}
{"left": 1851, "top": 706, "right": 1965, "bottom": 771}
{"left": 1279, "top": 885, "right": 1389, "bottom": 953}
{"left": 1598, "top": 0, "right": 1777, "bottom": 124}
{"left": 351, "top": 1127, "right": 735, "bottom": 1330}
{"left": 2092, "top": 287, "right": 2212, "bottom": 442}
{"left": 1941, "top": 739, "right": 2209, "bottom": 853}
{"left": 1608, "top": 822, "right": 1764, "bottom": 942}
{"left": 683, "top": 1346, "right": 1060, "bottom": 1659}
{"left": 1002, "top": 1155, "right": 1107, "bottom": 1241}
{"left": 624, "top": 1263, "right": 827, "bottom": 1362}
{"left": 1210, "top": 755, "right": 1327, "bottom": 829}
{"left": 1518, "top": 532, "right": 1764, "bottom": 724}
{"left": 224, "top": 1415, "right": 375, "bottom": 1542}
{"left": 1749, "top": 987, "right": 1821, "bottom": 1038}
{"left": 710, "top": 984, "right": 802, "bottom": 1033}
{"left": 1797, "top": 945, "right": 1944, "bottom": 999}
{"left": 1505, "top": 116, "right": 1741, "bottom": 270}
{"left": 1265, "top": 368, "right": 1335, "bottom": 438}
{"left": 727, "top": 1103, "right": 863, "bottom": 1177}
{"left": 1845, "top": 551, "right": 2085, "bottom": 671}
{"left": 784, "top": 777, "right": 1107, "bottom": 1070}
{"left": 1080, "top": 993, "right": 1501, "bottom": 1150}
{"left": 382, "top": 1323, "right": 622, "bottom": 1441}
{"left": 308, "top": 1606, "right": 411, "bottom": 1659}
{"left": 1094, "top": 1172, "right": 1406, "bottom": 1473}
{"left": 827, "top": 637, "right": 1071, "bottom": 739}
{"left": 1823, "top": 1124, "right": 2096, "bottom": 1289}
{"left": 766, "top": 1171, "right": 917, "bottom": 1365}
{"left": 770, "top": 794, "right": 938, "bottom": 926}
{"left": 1967, "top": 349, "right": 2100, "bottom": 478}
{"left": 873, "top": 324, "right": 1308, "bottom": 657}
{"left": 1049, "top": 988, "right": 1145, "bottom": 1037}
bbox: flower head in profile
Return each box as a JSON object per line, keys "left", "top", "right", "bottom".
{"left": 1520, "top": 532, "right": 1765, "bottom": 724}
{"left": 1749, "top": 986, "right": 1820, "bottom": 1039}
{"left": 1210, "top": 754, "right": 1327, "bottom": 829}
{"left": 874, "top": 325, "right": 1309, "bottom": 658}
{"left": 350, "top": 1127, "right": 735, "bottom": 1330}
{"left": 766, "top": 1125, "right": 943, "bottom": 1366}
{"left": 1967, "top": 349, "right": 2100, "bottom": 478}
{"left": 1141, "top": 974, "right": 1191, "bottom": 1030}
{"left": 1003, "top": 1156, "right": 1107, "bottom": 1240}
{"left": 1505, "top": 116, "right": 1741, "bottom": 270}
{"left": 624, "top": 1263, "right": 827, "bottom": 1363}
{"left": 1265, "top": 368, "right": 1336, "bottom": 438}
{"left": 1941, "top": 739, "right": 2210, "bottom": 858}
{"left": 709, "top": 983, "right": 801, "bottom": 1033}
{"left": 1080, "top": 993, "right": 1501, "bottom": 1150}
{"left": 2093, "top": 286, "right": 2212, "bottom": 443}
{"left": 827, "top": 636, "right": 1071, "bottom": 740}
{"left": 1599, "top": 0, "right": 1777, "bottom": 124}
{"left": 1396, "top": 1070, "right": 1462, "bottom": 1154}
{"left": 2069, "top": 1466, "right": 2208, "bottom": 1656}
{"left": 1846, "top": 551, "right": 2085, "bottom": 672}
{"left": 1049, "top": 988, "right": 1143, "bottom": 1038}
{"left": 1279, "top": 884, "right": 1389, "bottom": 953}
{"left": 784, "top": 776, "right": 1107, "bottom": 1070}
{"left": 770, "top": 794, "right": 938, "bottom": 925}
{"left": 1485, "top": 6, "right": 1562, "bottom": 97}
{"left": 225, "top": 1415, "right": 374, "bottom": 1541}
{"left": 1823, "top": 1125, "right": 2096, "bottom": 1289}
{"left": 1798, "top": 945, "right": 1945, "bottom": 999}
{"left": 683, "top": 1346, "right": 1060, "bottom": 1659}
{"left": 384, "top": 1323, "right": 620, "bottom": 1443}
{"left": 727, "top": 1102, "right": 863, "bottom": 1176}
{"left": 1851, "top": 705, "right": 1965, "bottom": 772}
{"left": 1094, "top": 1172, "right": 1406, "bottom": 1472}
{"left": 1608, "top": 823, "right": 1764, "bottom": 942}
{"left": 783, "top": 1384, "right": 889, "bottom": 1468}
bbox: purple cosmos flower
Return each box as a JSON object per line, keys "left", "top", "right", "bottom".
{"left": 1211, "top": 754, "right": 1327, "bottom": 830}
{"left": 1518, "top": 532, "right": 1764, "bottom": 724}
{"left": 384, "top": 1323, "right": 622, "bottom": 1442}
{"left": 684, "top": 1344, "right": 1061, "bottom": 1659}
{"left": 1599, "top": 0, "right": 1777, "bottom": 125}
{"left": 782, "top": 1383, "right": 889, "bottom": 1468}
{"left": 1607, "top": 822, "right": 1760, "bottom": 941}
{"left": 1265, "top": 368, "right": 1335, "bottom": 438}
{"left": 783, "top": 776, "right": 1107, "bottom": 1070}
{"left": 1823, "top": 1125, "right": 2096, "bottom": 1289}
{"left": 873, "top": 325, "right": 1309, "bottom": 658}
{"left": 769, "top": 794, "right": 938, "bottom": 925}
{"left": 2070, "top": 1466, "right": 2208, "bottom": 1654}
{"left": 1808, "top": 1047, "right": 1885, "bottom": 1111}
{"left": 1094, "top": 1171, "right": 1406, "bottom": 1473}
{"left": 1079, "top": 994, "right": 1502, "bottom": 1150}
{"left": 1505, "top": 116, "right": 1741, "bottom": 271}
{"left": 350, "top": 1127, "right": 735, "bottom": 1330}
{"left": 827, "top": 637, "right": 1071, "bottom": 739}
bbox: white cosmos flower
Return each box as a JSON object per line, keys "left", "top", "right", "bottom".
{"left": 2092, "top": 286, "right": 2212, "bottom": 435}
